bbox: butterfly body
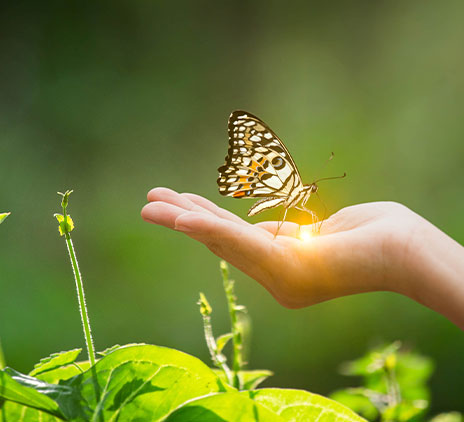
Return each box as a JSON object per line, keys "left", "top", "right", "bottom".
{"left": 217, "top": 110, "right": 319, "bottom": 226}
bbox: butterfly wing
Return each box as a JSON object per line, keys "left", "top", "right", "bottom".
{"left": 217, "top": 110, "right": 304, "bottom": 199}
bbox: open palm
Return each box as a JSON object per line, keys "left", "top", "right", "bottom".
{"left": 141, "top": 188, "right": 424, "bottom": 308}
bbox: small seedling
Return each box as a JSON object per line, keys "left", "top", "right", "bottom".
{"left": 54, "top": 190, "right": 96, "bottom": 366}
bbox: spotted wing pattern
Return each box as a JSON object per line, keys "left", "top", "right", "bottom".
{"left": 217, "top": 111, "right": 303, "bottom": 202}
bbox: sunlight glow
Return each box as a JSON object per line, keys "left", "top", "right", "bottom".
{"left": 299, "top": 230, "right": 313, "bottom": 242}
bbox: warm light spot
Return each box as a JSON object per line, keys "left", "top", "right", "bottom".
{"left": 299, "top": 230, "right": 313, "bottom": 242}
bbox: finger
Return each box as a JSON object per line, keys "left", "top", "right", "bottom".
{"left": 174, "top": 212, "right": 277, "bottom": 285}
{"left": 181, "top": 192, "right": 246, "bottom": 225}
{"left": 147, "top": 187, "right": 216, "bottom": 216}
{"left": 141, "top": 201, "right": 191, "bottom": 229}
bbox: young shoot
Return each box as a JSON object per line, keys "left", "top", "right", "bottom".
{"left": 221, "top": 260, "right": 247, "bottom": 390}
{"left": 54, "top": 190, "right": 96, "bottom": 366}
{"left": 197, "top": 292, "right": 233, "bottom": 385}
{"left": 198, "top": 261, "right": 250, "bottom": 390}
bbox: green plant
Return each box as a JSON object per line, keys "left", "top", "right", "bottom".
{"left": 0, "top": 193, "right": 460, "bottom": 421}
{"left": 198, "top": 262, "right": 273, "bottom": 391}
{"left": 54, "top": 190, "right": 95, "bottom": 366}
{"left": 330, "top": 342, "right": 462, "bottom": 422}
{"left": 0, "top": 191, "right": 367, "bottom": 421}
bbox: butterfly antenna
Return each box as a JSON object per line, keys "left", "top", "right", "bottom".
{"left": 312, "top": 152, "right": 334, "bottom": 181}
{"left": 315, "top": 172, "right": 347, "bottom": 184}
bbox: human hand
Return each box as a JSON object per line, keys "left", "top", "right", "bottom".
{"left": 141, "top": 188, "right": 464, "bottom": 328}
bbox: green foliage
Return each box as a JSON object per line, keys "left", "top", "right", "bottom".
{"left": 54, "top": 214, "right": 75, "bottom": 236}
{"left": 331, "top": 343, "right": 461, "bottom": 422}
{"left": 216, "top": 333, "right": 233, "bottom": 354}
{"left": 213, "top": 369, "right": 274, "bottom": 391}
{"left": 430, "top": 413, "right": 464, "bottom": 422}
{"left": 54, "top": 190, "right": 75, "bottom": 236}
{"left": 164, "top": 392, "right": 285, "bottom": 422}
{"left": 0, "top": 344, "right": 367, "bottom": 421}
{"left": 0, "top": 213, "right": 10, "bottom": 225}
{"left": 243, "top": 388, "right": 367, "bottom": 422}
{"left": 0, "top": 191, "right": 459, "bottom": 420}
{"left": 55, "top": 190, "right": 96, "bottom": 367}
{"left": 330, "top": 390, "right": 379, "bottom": 421}
{"left": 0, "top": 196, "right": 370, "bottom": 420}
{"left": 29, "top": 349, "right": 82, "bottom": 377}
{"left": 199, "top": 261, "right": 270, "bottom": 391}
{"left": 0, "top": 368, "right": 66, "bottom": 419}
{"left": 221, "top": 260, "right": 247, "bottom": 389}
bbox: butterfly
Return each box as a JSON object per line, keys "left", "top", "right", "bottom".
{"left": 217, "top": 110, "right": 345, "bottom": 236}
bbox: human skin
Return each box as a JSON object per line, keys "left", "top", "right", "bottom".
{"left": 141, "top": 187, "right": 464, "bottom": 330}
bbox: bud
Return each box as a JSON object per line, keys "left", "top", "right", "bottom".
{"left": 57, "top": 190, "right": 73, "bottom": 209}
{"left": 385, "top": 353, "right": 397, "bottom": 370}
{"left": 198, "top": 292, "right": 212, "bottom": 316}
{"left": 220, "top": 260, "right": 229, "bottom": 280}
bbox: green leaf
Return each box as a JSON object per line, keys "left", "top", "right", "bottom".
{"left": 394, "top": 350, "right": 433, "bottom": 400}
{"left": 54, "top": 214, "right": 75, "bottom": 236}
{"left": 213, "top": 369, "right": 273, "bottom": 390}
{"left": 241, "top": 370, "right": 273, "bottom": 390}
{"left": 4, "top": 368, "right": 87, "bottom": 420}
{"left": 57, "top": 190, "right": 73, "bottom": 211}
{"left": 243, "top": 388, "right": 368, "bottom": 422}
{"left": 216, "top": 333, "right": 233, "bottom": 354}
{"left": 62, "top": 344, "right": 229, "bottom": 421}
{"left": 35, "top": 361, "right": 90, "bottom": 384}
{"left": 338, "top": 342, "right": 433, "bottom": 413}
{"left": 96, "top": 343, "right": 145, "bottom": 358}
{"left": 340, "top": 342, "right": 402, "bottom": 376}
{"left": 383, "top": 400, "right": 428, "bottom": 422}
{"left": 164, "top": 392, "right": 285, "bottom": 422}
{"left": 430, "top": 412, "right": 463, "bottom": 422}
{"left": 0, "top": 400, "right": 64, "bottom": 422}
{"left": 330, "top": 389, "right": 379, "bottom": 421}
{"left": 0, "top": 213, "right": 10, "bottom": 225}
{"left": 30, "top": 349, "right": 82, "bottom": 377}
{"left": 0, "top": 368, "right": 66, "bottom": 419}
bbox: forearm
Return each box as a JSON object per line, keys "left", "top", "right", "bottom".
{"left": 393, "top": 216, "right": 464, "bottom": 329}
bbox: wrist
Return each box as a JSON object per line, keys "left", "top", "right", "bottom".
{"left": 388, "top": 212, "right": 464, "bottom": 328}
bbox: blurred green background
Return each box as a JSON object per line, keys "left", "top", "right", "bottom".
{"left": 1, "top": 0, "right": 463, "bottom": 413}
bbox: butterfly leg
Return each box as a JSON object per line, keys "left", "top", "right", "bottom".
{"left": 274, "top": 207, "right": 289, "bottom": 239}
{"left": 314, "top": 192, "right": 328, "bottom": 233}
{"left": 296, "top": 206, "right": 319, "bottom": 234}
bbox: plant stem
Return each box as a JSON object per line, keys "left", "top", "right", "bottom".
{"left": 221, "top": 261, "right": 243, "bottom": 389}
{"left": 58, "top": 191, "right": 96, "bottom": 367}
{"left": 201, "top": 312, "right": 233, "bottom": 385}
{"left": 64, "top": 232, "right": 96, "bottom": 366}
{"left": 385, "top": 366, "right": 401, "bottom": 407}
